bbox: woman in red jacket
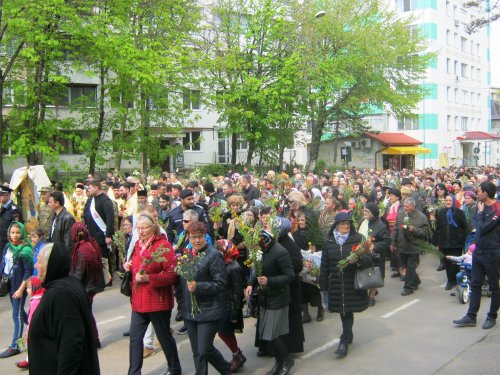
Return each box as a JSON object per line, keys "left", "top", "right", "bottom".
{"left": 123, "top": 214, "right": 181, "bottom": 375}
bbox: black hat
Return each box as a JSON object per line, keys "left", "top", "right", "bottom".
{"left": 180, "top": 189, "right": 194, "bottom": 199}
{"left": 0, "top": 185, "right": 13, "bottom": 195}
{"left": 333, "top": 212, "right": 352, "bottom": 227}
{"left": 151, "top": 184, "right": 158, "bottom": 190}
{"left": 203, "top": 182, "right": 215, "bottom": 193}
{"left": 387, "top": 188, "right": 402, "bottom": 199}
{"left": 113, "top": 182, "right": 121, "bottom": 189}
{"left": 401, "top": 178, "right": 412, "bottom": 186}
{"left": 137, "top": 190, "right": 148, "bottom": 197}
{"left": 364, "top": 202, "right": 380, "bottom": 217}
{"left": 453, "top": 180, "right": 462, "bottom": 187}
{"left": 76, "top": 183, "right": 85, "bottom": 190}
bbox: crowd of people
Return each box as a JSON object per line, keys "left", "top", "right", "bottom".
{"left": 0, "top": 164, "right": 499, "bottom": 374}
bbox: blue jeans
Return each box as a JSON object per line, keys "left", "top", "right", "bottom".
{"left": 9, "top": 292, "right": 28, "bottom": 349}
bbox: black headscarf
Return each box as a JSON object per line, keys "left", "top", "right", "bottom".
{"left": 42, "top": 242, "right": 71, "bottom": 287}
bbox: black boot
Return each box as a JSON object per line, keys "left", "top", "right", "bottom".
{"left": 278, "top": 357, "right": 295, "bottom": 375}
{"left": 334, "top": 342, "right": 349, "bottom": 357}
{"left": 302, "top": 304, "right": 312, "bottom": 323}
{"left": 316, "top": 305, "right": 325, "bottom": 322}
{"left": 265, "top": 361, "right": 282, "bottom": 375}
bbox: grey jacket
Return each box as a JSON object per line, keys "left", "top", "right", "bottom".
{"left": 392, "top": 209, "right": 429, "bottom": 254}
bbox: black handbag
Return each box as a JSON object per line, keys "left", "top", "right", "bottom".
{"left": 354, "top": 266, "right": 384, "bottom": 290}
{"left": 120, "top": 271, "right": 133, "bottom": 297}
{"left": 0, "top": 274, "right": 10, "bottom": 297}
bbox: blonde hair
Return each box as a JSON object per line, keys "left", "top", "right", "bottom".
{"left": 288, "top": 191, "right": 307, "bottom": 208}
{"left": 137, "top": 214, "right": 160, "bottom": 236}
{"left": 227, "top": 194, "right": 243, "bottom": 206}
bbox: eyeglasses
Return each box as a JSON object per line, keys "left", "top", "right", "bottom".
{"left": 183, "top": 220, "right": 191, "bottom": 223}
{"left": 137, "top": 226, "right": 153, "bottom": 231}
{"left": 122, "top": 223, "right": 132, "bottom": 227}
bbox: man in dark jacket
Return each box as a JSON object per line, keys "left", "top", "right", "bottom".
{"left": 239, "top": 175, "right": 259, "bottom": 202}
{"left": 454, "top": 181, "right": 500, "bottom": 330}
{"left": 392, "top": 197, "right": 429, "bottom": 296}
{"left": 48, "top": 191, "right": 76, "bottom": 253}
{"left": 204, "top": 182, "right": 225, "bottom": 205}
{"left": 28, "top": 243, "right": 100, "bottom": 375}
{"left": 83, "top": 181, "right": 115, "bottom": 259}
{"left": 0, "top": 185, "right": 21, "bottom": 252}
{"left": 166, "top": 189, "right": 208, "bottom": 244}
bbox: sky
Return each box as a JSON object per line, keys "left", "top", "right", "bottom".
{"left": 491, "top": 22, "right": 500, "bottom": 87}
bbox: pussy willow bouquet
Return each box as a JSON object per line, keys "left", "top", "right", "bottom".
{"left": 208, "top": 201, "right": 226, "bottom": 224}
{"left": 236, "top": 215, "right": 264, "bottom": 276}
{"left": 135, "top": 245, "right": 170, "bottom": 290}
{"left": 113, "top": 228, "right": 126, "bottom": 262}
{"left": 337, "top": 235, "right": 374, "bottom": 271}
{"left": 175, "top": 249, "right": 206, "bottom": 317}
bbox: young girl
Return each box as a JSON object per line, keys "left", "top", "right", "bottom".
{"left": 13, "top": 228, "right": 47, "bottom": 369}
{"left": 0, "top": 222, "right": 33, "bottom": 359}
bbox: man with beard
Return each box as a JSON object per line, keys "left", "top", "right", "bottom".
{"left": 166, "top": 189, "right": 207, "bottom": 244}
{"left": 239, "top": 175, "right": 259, "bottom": 202}
{"left": 137, "top": 190, "right": 148, "bottom": 212}
{"left": 119, "top": 182, "right": 138, "bottom": 217}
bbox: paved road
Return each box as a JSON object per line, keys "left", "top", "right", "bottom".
{"left": 0, "top": 254, "right": 498, "bottom": 375}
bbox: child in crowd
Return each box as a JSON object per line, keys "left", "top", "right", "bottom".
{"left": 446, "top": 243, "right": 474, "bottom": 286}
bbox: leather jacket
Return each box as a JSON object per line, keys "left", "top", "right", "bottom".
{"left": 49, "top": 208, "right": 76, "bottom": 253}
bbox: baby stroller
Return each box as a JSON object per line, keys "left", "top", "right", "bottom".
{"left": 457, "top": 262, "right": 472, "bottom": 304}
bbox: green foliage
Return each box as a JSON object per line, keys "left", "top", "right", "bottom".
{"left": 313, "top": 160, "right": 327, "bottom": 175}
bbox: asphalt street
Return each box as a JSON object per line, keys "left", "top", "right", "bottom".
{"left": 0, "top": 254, "right": 498, "bottom": 375}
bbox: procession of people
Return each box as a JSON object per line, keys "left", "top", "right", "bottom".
{"left": 1, "top": 164, "right": 500, "bottom": 374}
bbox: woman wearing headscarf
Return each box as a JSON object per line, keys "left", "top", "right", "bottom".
{"left": 357, "top": 203, "right": 391, "bottom": 306}
{"left": 0, "top": 222, "right": 33, "bottom": 359}
{"left": 214, "top": 239, "right": 246, "bottom": 372}
{"left": 70, "top": 222, "right": 105, "bottom": 348}
{"left": 383, "top": 188, "right": 405, "bottom": 279}
{"left": 435, "top": 195, "right": 468, "bottom": 290}
{"left": 274, "top": 215, "right": 304, "bottom": 354}
{"left": 320, "top": 212, "right": 371, "bottom": 358}
{"left": 28, "top": 243, "right": 100, "bottom": 374}
{"left": 245, "top": 229, "right": 295, "bottom": 375}
{"left": 461, "top": 191, "right": 477, "bottom": 231}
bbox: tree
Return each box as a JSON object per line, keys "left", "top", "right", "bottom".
{"left": 464, "top": 1, "right": 500, "bottom": 33}
{"left": 291, "top": 0, "right": 432, "bottom": 170}
{"left": 197, "top": 0, "right": 305, "bottom": 165}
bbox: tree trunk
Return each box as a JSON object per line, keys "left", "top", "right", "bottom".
{"left": 231, "top": 132, "right": 237, "bottom": 165}
{"left": 278, "top": 141, "right": 285, "bottom": 170}
{"left": 27, "top": 51, "right": 46, "bottom": 166}
{"left": 0, "top": 77, "right": 4, "bottom": 181}
{"left": 246, "top": 138, "right": 255, "bottom": 165}
{"left": 140, "top": 90, "right": 150, "bottom": 178}
{"left": 114, "top": 105, "right": 129, "bottom": 172}
{"left": 89, "top": 65, "right": 106, "bottom": 175}
{"left": 307, "top": 118, "right": 325, "bottom": 171}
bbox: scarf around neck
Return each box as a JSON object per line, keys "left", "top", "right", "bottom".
{"left": 333, "top": 229, "right": 349, "bottom": 246}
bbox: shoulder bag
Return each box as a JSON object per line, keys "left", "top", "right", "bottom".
{"left": 354, "top": 265, "right": 384, "bottom": 290}
{"left": 120, "top": 270, "right": 133, "bottom": 297}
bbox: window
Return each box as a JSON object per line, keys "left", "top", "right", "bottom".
{"left": 69, "top": 84, "right": 97, "bottom": 107}
{"left": 447, "top": 87, "right": 452, "bottom": 102}
{"left": 454, "top": 116, "right": 460, "bottom": 131}
{"left": 52, "top": 131, "right": 91, "bottom": 155}
{"left": 398, "top": 0, "right": 415, "bottom": 12}
{"left": 182, "top": 89, "right": 201, "bottom": 110}
{"left": 446, "top": 58, "right": 451, "bottom": 73}
{"left": 237, "top": 135, "right": 248, "bottom": 150}
{"left": 455, "top": 88, "right": 459, "bottom": 103}
{"left": 2, "top": 81, "right": 24, "bottom": 105}
{"left": 454, "top": 60, "right": 459, "bottom": 75}
{"left": 446, "top": 30, "right": 452, "bottom": 46}
{"left": 397, "top": 117, "right": 419, "bottom": 130}
{"left": 446, "top": 1, "right": 451, "bottom": 16}
{"left": 471, "top": 41, "right": 475, "bottom": 55}
{"left": 477, "top": 43, "right": 481, "bottom": 56}
{"left": 461, "top": 37, "right": 467, "bottom": 52}
{"left": 476, "top": 68, "right": 481, "bottom": 81}
{"left": 461, "top": 63, "right": 468, "bottom": 78}
{"left": 463, "top": 90, "right": 469, "bottom": 105}
{"left": 447, "top": 115, "right": 452, "bottom": 131}
{"left": 183, "top": 131, "right": 201, "bottom": 151}
{"left": 461, "top": 117, "right": 468, "bottom": 131}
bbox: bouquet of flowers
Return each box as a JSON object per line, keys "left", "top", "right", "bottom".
{"left": 401, "top": 214, "right": 414, "bottom": 241}
{"left": 175, "top": 249, "right": 206, "bottom": 317}
{"left": 337, "top": 235, "right": 374, "bottom": 271}
{"left": 135, "top": 245, "right": 170, "bottom": 290}
{"left": 208, "top": 201, "right": 226, "bottom": 224}
{"left": 300, "top": 249, "right": 321, "bottom": 287}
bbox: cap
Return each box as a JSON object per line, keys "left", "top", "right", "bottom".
{"left": 137, "top": 190, "right": 148, "bottom": 197}
{"left": 0, "top": 185, "right": 13, "bottom": 195}
{"left": 38, "top": 186, "right": 54, "bottom": 193}
{"left": 75, "top": 183, "right": 85, "bottom": 190}
{"left": 180, "top": 189, "right": 194, "bottom": 199}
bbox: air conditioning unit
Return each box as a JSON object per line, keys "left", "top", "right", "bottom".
{"left": 351, "top": 141, "right": 360, "bottom": 148}
{"left": 360, "top": 139, "right": 372, "bottom": 149}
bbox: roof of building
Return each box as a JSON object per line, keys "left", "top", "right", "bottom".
{"left": 457, "top": 131, "right": 500, "bottom": 141}
{"left": 365, "top": 132, "right": 423, "bottom": 146}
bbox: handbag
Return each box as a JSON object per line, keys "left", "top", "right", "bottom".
{"left": 120, "top": 271, "right": 133, "bottom": 297}
{"left": 354, "top": 266, "right": 384, "bottom": 290}
{"left": 0, "top": 274, "right": 10, "bottom": 297}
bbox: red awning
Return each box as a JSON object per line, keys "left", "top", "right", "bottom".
{"left": 365, "top": 132, "right": 423, "bottom": 146}
{"left": 457, "top": 131, "right": 500, "bottom": 141}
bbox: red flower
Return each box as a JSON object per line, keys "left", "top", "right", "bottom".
{"left": 351, "top": 245, "right": 358, "bottom": 252}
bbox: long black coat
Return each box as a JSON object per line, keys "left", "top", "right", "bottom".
{"left": 320, "top": 230, "right": 370, "bottom": 314}
{"left": 278, "top": 233, "right": 304, "bottom": 353}
{"left": 29, "top": 244, "right": 100, "bottom": 375}
{"left": 435, "top": 207, "right": 467, "bottom": 249}
{"left": 258, "top": 240, "right": 295, "bottom": 310}
{"left": 359, "top": 217, "right": 391, "bottom": 278}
